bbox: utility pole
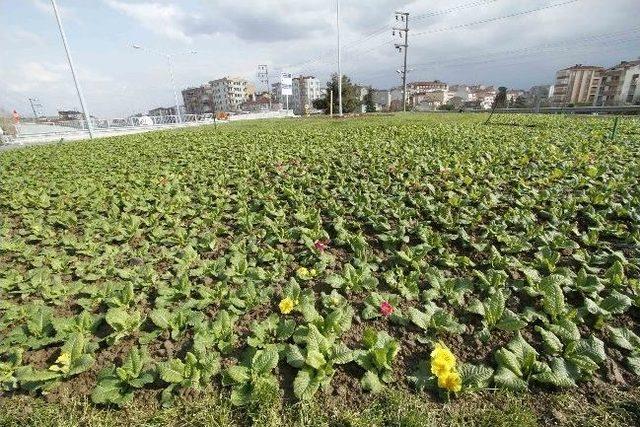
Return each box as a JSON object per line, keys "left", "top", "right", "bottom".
{"left": 336, "top": 0, "right": 343, "bottom": 116}
{"left": 51, "top": 0, "right": 94, "bottom": 138}
{"left": 393, "top": 11, "right": 410, "bottom": 112}
{"left": 257, "top": 64, "right": 271, "bottom": 109}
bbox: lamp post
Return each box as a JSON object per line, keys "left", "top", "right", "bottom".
{"left": 132, "top": 44, "right": 196, "bottom": 123}
{"left": 51, "top": 0, "right": 94, "bottom": 138}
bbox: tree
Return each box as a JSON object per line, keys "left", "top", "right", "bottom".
{"left": 318, "top": 74, "right": 362, "bottom": 115}
{"left": 363, "top": 89, "right": 376, "bottom": 113}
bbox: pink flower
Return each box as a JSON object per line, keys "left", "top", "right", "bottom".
{"left": 314, "top": 240, "right": 328, "bottom": 252}
{"left": 380, "top": 301, "right": 394, "bottom": 317}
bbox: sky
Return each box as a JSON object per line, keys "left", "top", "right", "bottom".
{"left": 1, "top": 0, "right": 639, "bottom": 117}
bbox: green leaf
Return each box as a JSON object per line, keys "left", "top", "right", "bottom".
{"left": 224, "top": 365, "right": 250, "bottom": 385}
{"left": 293, "top": 368, "right": 318, "bottom": 400}
{"left": 158, "top": 359, "right": 185, "bottom": 384}
{"left": 305, "top": 350, "right": 327, "bottom": 370}
{"left": 494, "top": 367, "right": 527, "bottom": 391}
{"left": 361, "top": 371, "right": 384, "bottom": 393}
{"left": 536, "top": 326, "right": 563, "bottom": 355}
{"left": 600, "top": 291, "right": 632, "bottom": 315}
{"left": 252, "top": 347, "right": 279, "bottom": 375}
{"left": 458, "top": 363, "right": 493, "bottom": 390}
{"left": 496, "top": 310, "right": 527, "bottom": 331}
{"left": 538, "top": 275, "right": 566, "bottom": 319}
{"left": 149, "top": 308, "right": 171, "bottom": 329}
{"left": 608, "top": 326, "right": 640, "bottom": 351}
{"left": 286, "top": 345, "right": 305, "bottom": 369}
{"left": 495, "top": 348, "right": 522, "bottom": 377}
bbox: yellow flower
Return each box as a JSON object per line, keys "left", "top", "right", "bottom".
{"left": 437, "top": 370, "right": 462, "bottom": 392}
{"left": 430, "top": 343, "right": 456, "bottom": 376}
{"left": 279, "top": 297, "right": 295, "bottom": 314}
{"left": 49, "top": 351, "right": 71, "bottom": 373}
{"left": 296, "top": 267, "right": 317, "bottom": 280}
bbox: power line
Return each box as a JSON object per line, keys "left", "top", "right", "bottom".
{"left": 343, "top": 28, "right": 640, "bottom": 83}
{"left": 285, "top": 0, "right": 503, "bottom": 75}
{"left": 412, "top": 0, "right": 582, "bottom": 37}
{"left": 413, "top": 0, "right": 501, "bottom": 21}
{"left": 294, "top": 0, "right": 585, "bottom": 77}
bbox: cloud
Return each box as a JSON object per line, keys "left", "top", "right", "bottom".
{"left": 104, "top": 0, "right": 193, "bottom": 42}
{"left": 2, "top": 62, "right": 64, "bottom": 92}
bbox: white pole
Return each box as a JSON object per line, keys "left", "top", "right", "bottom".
{"left": 166, "top": 55, "right": 182, "bottom": 123}
{"left": 51, "top": 0, "right": 94, "bottom": 138}
{"left": 337, "top": 0, "right": 342, "bottom": 116}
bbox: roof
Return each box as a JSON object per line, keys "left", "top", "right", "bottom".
{"left": 409, "top": 80, "right": 447, "bottom": 86}
{"left": 561, "top": 64, "right": 604, "bottom": 71}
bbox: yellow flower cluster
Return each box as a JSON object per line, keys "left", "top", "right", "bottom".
{"left": 279, "top": 297, "right": 295, "bottom": 314}
{"left": 49, "top": 351, "right": 71, "bottom": 374}
{"left": 430, "top": 342, "right": 461, "bottom": 392}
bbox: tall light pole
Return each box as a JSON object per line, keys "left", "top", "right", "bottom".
{"left": 51, "top": 0, "right": 94, "bottom": 138}
{"left": 132, "top": 44, "right": 196, "bottom": 123}
{"left": 336, "top": 0, "right": 343, "bottom": 116}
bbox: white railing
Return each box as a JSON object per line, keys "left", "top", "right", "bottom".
{"left": 6, "top": 111, "right": 295, "bottom": 146}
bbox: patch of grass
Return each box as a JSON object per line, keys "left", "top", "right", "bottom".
{"left": 2, "top": 385, "right": 637, "bottom": 427}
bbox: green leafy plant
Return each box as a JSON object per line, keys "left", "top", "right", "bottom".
{"left": 354, "top": 328, "right": 399, "bottom": 392}
{"left": 222, "top": 346, "right": 280, "bottom": 406}
{"left": 91, "top": 347, "right": 155, "bottom": 406}
{"left": 286, "top": 324, "right": 353, "bottom": 400}
{"left": 158, "top": 349, "right": 221, "bottom": 405}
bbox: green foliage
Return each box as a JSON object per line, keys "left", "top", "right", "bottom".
{"left": 286, "top": 324, "right": 353, "bottom": 400}
{"left": 1, "top": 114, "right": 640, "bottom": 407}
{"left": 354, "top": 328, "right": 400, "bottom": 392}
{"left": 91, "top": 347, "right": 155, "bottom": 407}
{"left": 222, "top": 346, "right": 280, "bottom": 407}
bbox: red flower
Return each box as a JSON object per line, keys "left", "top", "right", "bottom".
{"left": 380, "top": 301, "right": 394, "bottom": 317}
{"left": 314, "top": 240, "right": 328, "bottom": 252}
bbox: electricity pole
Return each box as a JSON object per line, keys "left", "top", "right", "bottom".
{"left": 393, "top": 11, "right": 409, "bottom": 112}
{"left": 51, "top": 0, "right": 94, "bottom": 138}
{"left": 257, "top": 64, "right": 271, "bottom": 109}
{"left": 336, "top": 0, "right": 343, "bottom": 116}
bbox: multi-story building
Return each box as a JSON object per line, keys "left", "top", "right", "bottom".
{"left": 292, "top": 76, "right": 323, "bottom": 115}
{"left": 407, "top": 80, "right": 448, "bottom": 94}
{"left": 551, "top": 64, "right": 604, "bottom": 106}
{"left": 412, "top": 90, "right": 448, "bottom": 110}
{"left": 211, "top": 77, "right": 253, "bottom": 112}
{"left": 182, "top": 77, "right": 254, "bottom": 114}
{"left": 594, "top": 59, "right": 640, "bottom": 106}
{"left": 182, "top": 85, "right": 214, "bottom": 114}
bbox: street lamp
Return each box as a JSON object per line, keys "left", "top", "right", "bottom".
{"left": 132, "top": 44, "right": 196, "bottom": 123}
{"left": 51, "top": 0, "right": 94, "bottom": 138}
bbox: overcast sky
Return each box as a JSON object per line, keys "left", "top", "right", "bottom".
{"left": 1, "top": 0, "right": 638, "bottom": 117}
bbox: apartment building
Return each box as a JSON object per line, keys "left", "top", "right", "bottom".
{"left": 182, "top": 85, "right": 214, "bottom": 114}
{"left": 211, "top": 77, "right": 254, "bottom": 112}
{"left": 551, "top": 64, "right": 604, "bottom": 106}
{"left": 407, "top": 80, "right": 448, "bottom": 93}
{"left": 182, "top": 77, "right": 254, "bottom": 114}
{"left": 292, "top": 76, "right": 323, "bottom": 115}
{"left": 594, "top": 59, "right": 640, "bottom": 106}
